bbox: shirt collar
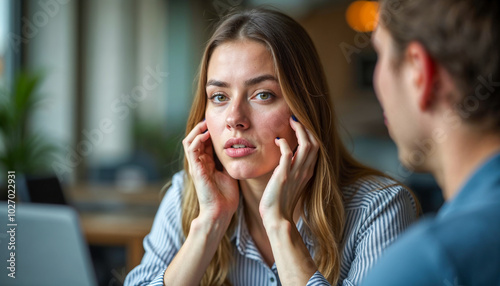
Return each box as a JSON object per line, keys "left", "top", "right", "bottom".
{"left": 231, "top": 202, "right": 315, "bottom": 256}
{"left": 438, "top": 151, "right": 500, "bottom": 218}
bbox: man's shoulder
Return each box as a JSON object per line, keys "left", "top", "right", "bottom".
{"left": 433, "top": 203, "right": 500, "bottom": 258}
{"left": 360, "top": 216, "right": 456, "bottom": 286}
{"left": 430, "top": 199, "right": 500, "bottom": 246}
{"left": 371, "top": 206, "right": 500, "bottom": 285}
{"left": 404, "top": 203, "right": 500, "bottom": 252}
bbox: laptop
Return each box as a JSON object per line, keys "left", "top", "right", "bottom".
{"left": 0, "top": 202, "right": 98, "bottom": 286}
{"left": 19, "top": 175, "right": 128, "bottom": 212}
{"left": 19, "top": 175, "right": 68, "bottom": 205}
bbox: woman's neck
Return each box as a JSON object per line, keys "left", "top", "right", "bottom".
{"left": 239, "top": 176, "right": 303, "bottom": 233}
{"left": 239, "top": 177, "right": 269, "bottom": 232}
{"left": 239, "top": 175, "right": 304, "bottom": 267}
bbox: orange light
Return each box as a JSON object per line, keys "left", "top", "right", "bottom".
{"left": 346, "top": 1, "right": 379, "bottom": 32}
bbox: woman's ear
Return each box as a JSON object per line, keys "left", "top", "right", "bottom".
{"left": 406, "top": 41, "right": 436, "bottom": 111}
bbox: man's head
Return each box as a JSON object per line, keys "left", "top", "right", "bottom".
{"left": 372, "top": 0, "right": 500, "bottom": 171}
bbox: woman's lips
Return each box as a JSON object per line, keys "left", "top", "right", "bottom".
{"left": 224, "top": 147, "right": 257, "bottom": 158}
{"left": 224, "top": 138, "right": 256, "bottom": 158}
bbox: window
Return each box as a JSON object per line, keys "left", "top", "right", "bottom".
{"left": 0, "top": 0, "right": 10, "bottom": 86}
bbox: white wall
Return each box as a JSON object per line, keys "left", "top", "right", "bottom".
{"left": 26, "top": 0, "right": 77, "bottom": 181}
{"left": 83, "top": 0, "right": 135, "bottom": 167}
{"left": 136, "top": 0, "right": 168, "bottom": 126}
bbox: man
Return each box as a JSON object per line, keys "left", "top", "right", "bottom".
{"left": 362, "top": 0, "right": 500, "bottom": 285}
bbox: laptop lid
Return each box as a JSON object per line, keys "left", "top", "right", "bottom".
{"left": 0, "top": 203, "right": 97, "bottom": 286}
{"left": 21, "top": 175, "right": 68, "bottom": 205}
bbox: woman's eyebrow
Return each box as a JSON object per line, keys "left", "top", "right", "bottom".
{"left": 206, "top": 79, "right": 228, "bottom": 88}
{"left": 244, "top": 74, "right": 278, "bottom": 86}
{"left": 206, "top": 74, "right": 278, "bottom": 88}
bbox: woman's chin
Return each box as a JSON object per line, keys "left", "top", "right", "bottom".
{"left": 225, "top": 168, "right": 273, "bottom": 182}
{"left": 226, "top": 170, "right": 255, "bottom": 180}
{"left": 221, "top": 159, "right": 276, "bottom": 181}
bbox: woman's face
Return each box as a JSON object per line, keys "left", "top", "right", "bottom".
{"left": 205, "top": 40, "right": 298, "bottom": 181}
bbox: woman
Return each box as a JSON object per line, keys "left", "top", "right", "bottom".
{"left": 125, "top": 8, "right": 418, "bottom": 286}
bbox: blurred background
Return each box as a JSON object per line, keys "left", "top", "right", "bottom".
{"left": 0, "top": 0, "right": 443, "bottom": 285}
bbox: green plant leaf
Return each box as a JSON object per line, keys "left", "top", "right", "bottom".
{"left": 0, "top": 71, "right": 58, "bottom": 175}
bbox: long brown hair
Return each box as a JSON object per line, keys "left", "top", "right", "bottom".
{"left": 182, "top": 8, "right": 399, "bottom": 285}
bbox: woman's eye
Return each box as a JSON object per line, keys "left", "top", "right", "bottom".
{"left": 210, "top": 93, "right": 228, "bottom": 103}
{"left": 255, "top": 92, "right": 273, "bottom": 101}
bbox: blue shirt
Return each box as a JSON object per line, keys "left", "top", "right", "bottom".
{"left": 361, "top": 153, "right": 500, "bottom": 286}
{"left": 125, "top": 172, "right": 418, "bottom": 286}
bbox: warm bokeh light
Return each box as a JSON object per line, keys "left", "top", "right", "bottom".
{"left": 346, "top": 1, "right": 379, "bottom": 32}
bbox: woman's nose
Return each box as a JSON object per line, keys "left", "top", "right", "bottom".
{"left": 225, "top": 100, "right": 250, "bottom": 130}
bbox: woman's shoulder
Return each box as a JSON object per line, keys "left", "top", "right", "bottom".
{"left": 170, "top": 170, "right": 187, "bottom": 191}
{"left": 157, "top": 170, "right": 187, "bottom": 215}
{"left": 342, "top": 175, "right": 416, "bottom": 212}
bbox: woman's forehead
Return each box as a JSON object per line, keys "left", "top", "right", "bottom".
{"left": 207, "top": 40, "right": 276, "bottom": 82}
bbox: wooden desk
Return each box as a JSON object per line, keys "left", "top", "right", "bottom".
{"left": 67, "top": 184, "right": 164, "bottom": 271}
{"left": 80, "top": 211, "right": 155, "bottom": 271}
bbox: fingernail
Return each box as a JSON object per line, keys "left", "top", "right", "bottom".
{"left": 291, "top": 115, "right": 299, "bottom": 122}
{"left": 276, "top": 137, "right": 280, "bottom": 140}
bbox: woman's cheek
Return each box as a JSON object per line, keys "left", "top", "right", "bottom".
{"left": 205, "top": 111, "right": 218, "bottom": 133}
{"left": 205, "top": 113, "right": 223, "bottom": 149}
{"left": 258, "top": 116, "right": 286, "bottom": 140}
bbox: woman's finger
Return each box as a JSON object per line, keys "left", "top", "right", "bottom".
{"left": 183, "top": 120, "right": 207, "bottom": 147}
{"left": 274, "top": 137, "right": 293, "bottom": 178}
{"left": 187, "top": 131, "right": 211, "bottom": 159}
{"left": 203, "top": 134, "right": 214, "bottom": 158}
{"left": 182, "top": 121, "right": 208, "bottom": 159}
{"left": 184, "top": 129, "right": 211, "bottom": 175}
{"left": 289, "top": 116, "right": 312, "bottom": 171}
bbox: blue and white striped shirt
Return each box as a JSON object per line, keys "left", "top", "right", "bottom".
{"left": 125, "top": 171, "right": 418, "bottom": 286}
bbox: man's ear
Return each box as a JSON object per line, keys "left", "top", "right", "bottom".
{"left": 405, "top": 42, "right": 436, "bottom": 111}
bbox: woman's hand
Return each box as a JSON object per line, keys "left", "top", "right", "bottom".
{"left": 165, "top": 121, "right": 240, "bottom": 285}
{"left": 258, "top": 116, "right": 321, "bottom": 285}
{"left": 182, "top": 120, "right": 240, "bottom": 222}
{"left": 259, "top": 116, "right": 319, "bottom": 224}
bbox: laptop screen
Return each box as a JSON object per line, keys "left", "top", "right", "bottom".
{"left": 0, "top": 203, "right": 97, "bottom": 286}
{"left": 24, "top": 176, "right": 67, "bottom": 205}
